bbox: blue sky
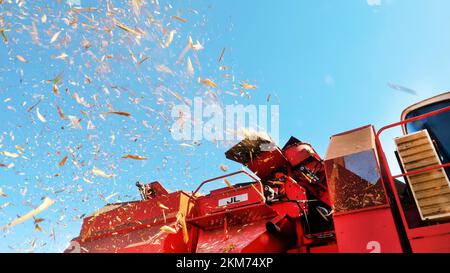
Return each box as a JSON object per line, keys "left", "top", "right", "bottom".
{"left": 0, "top": 0, "right": 449, "bottom": 252}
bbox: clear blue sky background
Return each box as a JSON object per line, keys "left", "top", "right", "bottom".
{"left": 0, "top": 0, "right": 449, "bottom": 252}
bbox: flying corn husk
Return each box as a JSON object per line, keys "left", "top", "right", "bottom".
{"left": 138, "top": 56, "right": 150, "bottom": 65}
{"left": 50, "top": 31, "right": 61, "bottom": 44}
{"left": 49, "top": 73, "right": 63, "bottom": 84}
{"left": 92, "top": 167, "right": 114, "bottom": 178}
{"left": 240, "top": 82, "right": 257, "bottom": 89}
{"left": 84, "top": 74, "right": 92, "bottom": 84}
{"left": 160, "top": 225, "right": 177, "bottom": 234}
{"left": 251, "top": 184, "right": 266, "bottom": 200}
{"left": 115, "top": 21, "right": 142, "bottom": 37}
{"left": 188, "top": 36, "right": 193, "bottom": 48}
{"left": 176, "top": 212, "right": 189, "bottom": 243}
{"left": 58, "top": 155, "right": 68, "bottom": 167}
{"left": 186, "top": 57, "right": 194, "bottom": 76}
{"left": 179, "top": 143, "right": 194, "bottom": 148}
{"left": 34, "top": 218, "right": 44, "bottom": 224}
{"left": 104, "top": 193, "right": 118, "bottom": 202}
{"left": 224, "top": 178, "right": 233, "bottom": 188}
{"left": 31, "top": 22, "right": 39, "bottom": 44}
{"left": 0, "top": 187, "right": 6, "bottom": 197}
{"left": 68, "top": 115, "right": 82, "bottom": 129}
{"left": 0, "top": 203, "right": 11, "bottom": 209}
{"left": 16, "top": 55, "right": 28, "bottom": 63}
{"left": 156, "top": 64, "right": 174, "bottom": 75}
{"left": 220, "top": 164, "right": 229, "bottom": 172}
{"left": 162, "top": 30, "right": 176, "bottom": 48}
{"left": 83, "top": 177, "right": 93, "bottom": 184}
{"left": 225, "top": 91, "right": 237, "bottom": 97}
{"left": 172, "top": 16, "right": 187, "bottom": 23}
{"left": 52, "top": 84, "right": 59, "bottom": 95}
{"left": 54, "top": 53, "right": 68, "bottom": 60}
{"left": 188, "top": 37, "right": 203, "bottom": 51}
{"left": 82, "top": 39, "right": 90, "bottom": 49}
{"left": 199, "top": 78, "right": 217, "bottom": 88}
{"left": 158, "top": 202, "right": 170, "bottom": 210}
{"left": 0, "top": 29, "right": 7, "bottom": 44}
{"left": 15, "top": 145, "right": 25, "bottom": 151}
{"left": 56, "top": 105, "right": 66, "bottom": 119}
{"left": 35, "top": 224, "right": 43, "bottom": 232}
{"left": 105, "top": 111, "right": 131, "bottom": 117}
{"left": 87, "top": 120, "right": 95, "bottom": 130}
{"left": 122, "top": 154, "right": 147, "bottom": 160}
{"left": 3, "top": 151, "right": 19, "bottom": 158}
{"left": 192, "top": 41, "right": 204, "bottom": 50}
{"left": 130, "top": 0, "right": 144, "bottom": 16}
{"left": 73, "top": 92, "right": 89, "bottom": 107}
{"left": 36, "top": 107, "right": 46, "bottom": 123}
{"left": 218, "top": 48, "right": 225, "bottom": 63}
{"left": 1, "top": 197, "right": 55, "bottom": 230}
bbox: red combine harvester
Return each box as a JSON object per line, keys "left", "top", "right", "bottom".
{"left": 66, "top": 92, "right": 450, "bottom": 253}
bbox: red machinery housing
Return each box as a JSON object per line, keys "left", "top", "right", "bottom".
{"left": 66, "top": 92, "right": 450, "bottom": 253}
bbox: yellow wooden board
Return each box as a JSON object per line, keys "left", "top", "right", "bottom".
{"left": 395, "top": 129, "right": 450, "bottom": 221}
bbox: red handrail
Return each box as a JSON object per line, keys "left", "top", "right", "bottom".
{"left": 186, "top": 170, "right": 266, "bottom": 220}
{"left": 376, "top": 105, "right": 450, "bottom": 179}
{"left": 393, "top": 163, "right": 450, "bottom": 179}
{"left": 375, "top": 103, "right": 449, "bottom": 237}
{"left": 376, "top": 105, "right": 450, "bottom": 139}
{"left": 191, "top": 170, "right": 263, "bottom": 196}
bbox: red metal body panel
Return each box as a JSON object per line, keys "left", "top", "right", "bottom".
{"left": 195, "top": 185, "right": 265, "bottom": 216}
{"left": 375, "top": 105, "right": 450, "bottom": 253}
{"left": 308, "top": 243, "right": 339, "bottom": 253}
{"left": 65, "top": 103, "right": 449, "bottom": 253}
{"left": 188, "top": 203, "right": 278, "bottom": 230}
{"left": 74, "top": 221, "right": 185, "bottom": 253}
{"left": 245, "top": 148, "right": 290, "bottom": 180}
{"left": 409, "top": 232, "right": 450, "bottom": 253}
{"left": 79, "top": 191, "right": 188, "bottom": 242}
{"left": 67, "top": 181, "right": 196, "bottom": 253}
{"left": 195, "top": 219, "right": 284, "bottom": 253}
{"left": 284, "top": 143, "right": 321, "bottom": 167}
{"left": 324, "top": 125, "right": 404, "bottom": 253}
{"left": 333, "top": 207, "right": 403, "bottom": 253}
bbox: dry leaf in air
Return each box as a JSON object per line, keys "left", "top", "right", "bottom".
{"left": 199, "top": 78, "right": 217, "bottom": 88}
{"left": 92, "top": 167, "right": 114, "bottom": 179}
{"left": 186, "top": 57, "right": 194, "bottom": 76}
{"left": 58, "top": 155, "right": 68, "bottom": 167}
{"left": 50, "top": 31, "right": 61, "bottom": 44}
{"left": 240, "top": 82, "right": 257, "bottom": 90}
{"left": 122, "top": 154, "right": 147, "bottom": 160}
{"left": 36, "top": 107, "right": 47, "bottom": 123}
{"left": 1, "top": 197, "right": 55, "bottom": 230}
{"left": 16, "top": 55, "right": 28, "bottom": 63}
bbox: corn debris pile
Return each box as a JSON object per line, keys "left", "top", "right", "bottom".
{"left": 0, "top": 0, "right": 260, "bottom": 252}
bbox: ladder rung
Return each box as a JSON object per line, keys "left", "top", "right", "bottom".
{"left": 403, "top": 157, "right": 440, "bottom": 171}
{"left": 409, "top": 170, "right": 445, "bottom": 184}
{"left": 397, "top": 138, "right": 431, "bottom": 151}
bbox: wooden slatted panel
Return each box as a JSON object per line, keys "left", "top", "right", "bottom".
{"left": 395, "top": 130, "right": 450, "bottom": 220}
{"left": 415, "top": 187, "right": 450, "bottom": 200}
